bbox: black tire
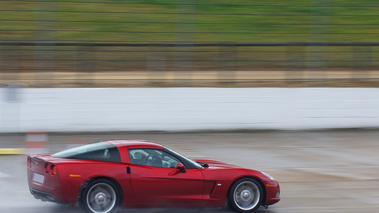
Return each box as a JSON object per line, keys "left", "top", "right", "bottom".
{"left": 228, "top": 178, "right": 263, "bottom": 213}
{"left": 81, "top": 179, "right": 121, "bottom": 213}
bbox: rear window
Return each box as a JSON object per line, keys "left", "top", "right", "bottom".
{"left": 52, "top": 142, "right": 121, "bottom": 163}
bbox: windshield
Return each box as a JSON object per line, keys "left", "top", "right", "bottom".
{"left": 52, "top": 142, "right": 121, "bottom": 163}
{"left": 164, "top": 146, "right": 202, "bottom": 169}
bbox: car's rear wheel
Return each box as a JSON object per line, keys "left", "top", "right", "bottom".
{"left": 81, "top": 179, "right": 120, "bottom": 213}
{"left": 229, "top": 178, "right": 263, "bottom": 213}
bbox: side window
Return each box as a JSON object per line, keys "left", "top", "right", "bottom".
{"left": 53, "top": 142, "right": 121, "bottom": 163}
{"left": 128, "top": 149, "right": 150, "bottom": 166}
{"left": 73, "top": 147, "right": 121, "bottom": 163}
{"left": 128, "top": 148, "right": 181, "bottom": 168}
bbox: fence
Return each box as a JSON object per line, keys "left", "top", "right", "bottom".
{"left": 0, "top": 42, "right": 378, "bottom": 87}
{"left": 1, "top": 0, "right": 379, "bottom": 87}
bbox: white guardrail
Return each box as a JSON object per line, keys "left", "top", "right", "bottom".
{"left": 0, "top": 88, "right": 379, "bottom": 133}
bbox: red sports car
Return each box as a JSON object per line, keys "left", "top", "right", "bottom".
{"left": 27, "top": 140, "right": 280, "bottom": 213}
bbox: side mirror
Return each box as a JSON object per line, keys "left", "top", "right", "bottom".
{"left": 176, "top": 163, "right": 186, "bottom": 173}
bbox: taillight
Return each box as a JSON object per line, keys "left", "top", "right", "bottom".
{"left": 44, "top": 163, "right": 57, "bottom": 175}
{"left": 27, "top": 157, "right": 32, "bottom": 168}
{"left": 51, "top": 165, "right": 57, "bottom": 175}
{"left": 45, "top": 163, "right": 51, "bottom": 174}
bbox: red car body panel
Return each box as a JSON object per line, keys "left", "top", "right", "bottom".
{"left": 127, "top": 165, "right": 204, "bottom": 207}
{"left": 27, "top": 140, "right": 280, "bottom": 209}
{"left": 192, "top": 159, "right": 280, "bottom": 206}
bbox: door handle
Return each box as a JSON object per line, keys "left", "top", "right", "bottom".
{"left": 126, "top": 166, "right": 131, "bottom": 174}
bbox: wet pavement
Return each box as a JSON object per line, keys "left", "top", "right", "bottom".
{"left": 1, "top": 130, "right": 379, "bottom": 213}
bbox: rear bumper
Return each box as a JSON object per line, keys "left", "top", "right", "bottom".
{"left": 29, "top": 187, "right": 62, "bottom": 204}
{"left": 27, "top": 165, "right": 71, "bottom": 204}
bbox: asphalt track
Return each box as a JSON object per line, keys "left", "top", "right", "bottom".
{"left": 1, "top": 130, "right": 379, "bottom": 213}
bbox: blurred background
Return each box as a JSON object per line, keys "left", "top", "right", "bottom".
{"left": 1, "top": 0, "right": 379, "bottom": 87}
{"left": 1, "top": 1, "right": 379, "bottom": 213}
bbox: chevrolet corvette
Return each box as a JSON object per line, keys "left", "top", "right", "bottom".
{"left": 27, "top": 139, "right": 280, "bottom": 213}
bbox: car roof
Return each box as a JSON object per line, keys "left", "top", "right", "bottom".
{"left": 103, "top": 139, "right": 163, "bottom": 149}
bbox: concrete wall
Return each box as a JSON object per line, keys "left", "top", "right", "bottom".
{"left": 1, "top": 88, "right": 379, "bottom": 133}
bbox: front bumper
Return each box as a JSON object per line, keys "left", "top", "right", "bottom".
{"left": 264, "top": 180, "right": 280, "bottom": 205}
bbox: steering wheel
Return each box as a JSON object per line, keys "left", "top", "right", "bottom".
{"left": 143, "top": 154, "right": 154, "bottom": 166}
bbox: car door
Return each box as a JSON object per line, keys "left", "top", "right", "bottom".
{"left": 127, "top": 148, "right": 204, "bottom": 206}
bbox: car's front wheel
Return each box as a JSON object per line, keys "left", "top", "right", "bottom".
{"left": 81, "top": 179, "right": 120, "bottom": 213}
{"left": 229, "top": 178, "right": 263, "bottom": 213}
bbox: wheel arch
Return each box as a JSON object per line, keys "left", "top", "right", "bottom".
{"left": 226, "top": 176, "right": 266, "bottom": 207}
{"left": 77, "top": 176, "right": 124, "bottom": 206}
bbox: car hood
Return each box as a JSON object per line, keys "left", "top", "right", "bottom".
{"left": 193, "top": 159, "right": 241, "bottom": 169}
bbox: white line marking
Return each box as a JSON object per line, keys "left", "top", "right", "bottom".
{"left": 0, "top": 172, "right": 11, "bottom": 178}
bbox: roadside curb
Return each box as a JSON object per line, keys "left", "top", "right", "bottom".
{"left": 0, "top": 148, "right": 26, "bottom": 155}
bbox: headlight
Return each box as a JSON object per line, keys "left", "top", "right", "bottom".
{"left": 261, "top": 171, "right": 275, "bottom": 180}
